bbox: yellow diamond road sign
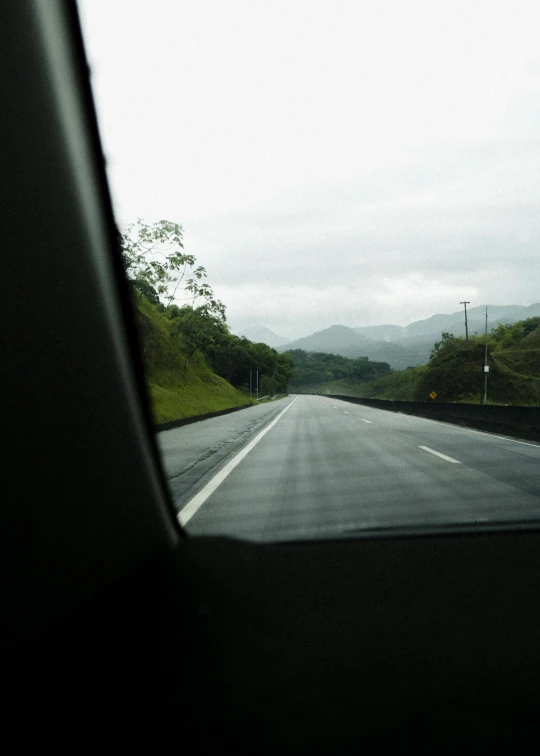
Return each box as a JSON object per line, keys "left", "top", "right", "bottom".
{"left": 429, "top": 391, "right": 437, "bottom": 399}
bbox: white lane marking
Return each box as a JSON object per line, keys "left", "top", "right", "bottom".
{"left": 332, "top": 406, "right": 338, "bottom": 409}
{"left": 178, "top": 397, "right": 298, "bottom": 526}
{"left": 441, "top": 425, "right": 540, "bottom": 449}
{"left": 419, "top": 445, "right": 461, "bottom": 464}
{"left": 361, "top": 419, "right": 373, "bottom": 424}
{"left": 343, "top": 411, "right": 350, "bottom": 414}
{"left": 385, "top": 411, "right": 540, "bottom": 449}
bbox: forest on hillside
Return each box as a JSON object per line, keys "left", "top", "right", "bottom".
{"left": 285, "top": 349, "right": 391, "bottom": 387}
{"left": 121, "top": 219, "right": 294, "bottom": 421}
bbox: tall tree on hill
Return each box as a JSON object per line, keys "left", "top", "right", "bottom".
{"left": 119, "top": 219, "right": 224, "bottom": 319}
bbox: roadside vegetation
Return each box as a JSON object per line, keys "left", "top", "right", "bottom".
{"left": 122, "top": 219, "right": 294, "bottom": 424}
{"left": 286, "top": 318, "right": 540, "bottom": 406}
{"left": 286, "top": 349, "right": 392, "bottom": 388}
{"left": 122, "top": 220, "right": 539, "bottom": 413}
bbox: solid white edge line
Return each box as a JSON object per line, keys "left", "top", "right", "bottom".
{"left": 342, "top": 402, "right": 540, "bottom": 450}
{"left": 384, "top": 409, "right": 540, "bottom": 449}
{"left": 419, "top": 445, "right": 461, "bottom": 464}
{"left": 177, "top": 397, "right": 298, "bottom": 526}
{"left": 435, "top": 424, "right": 540, "bottom": 449}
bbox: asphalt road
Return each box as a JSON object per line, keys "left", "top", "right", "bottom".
{"left": 158, "top": 395, "right": 540, "bottom": 541}
{"left": 157, "top": 398, "right": 293, "bottom": 508}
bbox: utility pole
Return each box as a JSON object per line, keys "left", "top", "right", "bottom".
{"left": 407, "top": 366, "right": 415, "bottom": 399}
{"left": 249, "top": 369, "right": 252, "bottom": 397}
{"left": 460, "top": 301, "right": 470, "bottom": 341}
{"left": 483, "top": 306, "right": 489, "bottom": 405}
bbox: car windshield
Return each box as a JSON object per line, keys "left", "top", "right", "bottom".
{"left": 78, "top": 0, "right": 540, "bottom": 542}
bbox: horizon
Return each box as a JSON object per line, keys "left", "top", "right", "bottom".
{"left": 232, "top": 300, "right": 540, "bottom": 342}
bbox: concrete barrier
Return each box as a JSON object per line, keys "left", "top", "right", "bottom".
{"left": 323, "top": 395, "right": 540, "bottom": 442}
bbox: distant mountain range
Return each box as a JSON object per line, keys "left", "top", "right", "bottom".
{"left": 275, "top": 325, "right": 428, "bottom": 370}
{"left": 353, "top": 304, "right": 540, "bottom": 342}
{"left": 235, "top": 325, "right": 290, "bottom": 348}
{"left": 273, "top": 304, "right": 540, "bottom": 371}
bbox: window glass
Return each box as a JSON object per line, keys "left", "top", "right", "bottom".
{"left": 78, "top": 0, "right": 540, "bottom": 541}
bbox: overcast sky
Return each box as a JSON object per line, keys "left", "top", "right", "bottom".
{"left": 78, "top": 0, "right": 539, "bottom": 339}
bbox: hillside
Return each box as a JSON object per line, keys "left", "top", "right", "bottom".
{"left": 236, "top": 325, "right": 290, "bottom": 348}
{"left": 298, "top": 322, "right": 540, "bottom": 406}
{"left": 286, "top": 349, "right": 391, "bottom": 388}
{"left": 277, "top": 325, "right": 428, "bottom": 370}
{"left": 405, "top": 304, "right": 540, "bottom": 340}
{"left": 276, "top": 304, "right": 540, "bottom": 370}
{"left": 494, "top": 349, "right": 540, "bottom": 378}
{"left": 134, "top": 296, "right": 253, "bottom": 424}
{"left": 354, "top": 304, "right": 540, "bottom": 342}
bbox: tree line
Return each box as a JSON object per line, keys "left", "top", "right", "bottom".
{"left": 120, "top": 218, "right": 294, "bottom": 395}
{"left": 285, "top": 349, "right": 392, "bottom": 387}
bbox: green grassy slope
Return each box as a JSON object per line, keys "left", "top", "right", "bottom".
{"left": 495, "top": 326, "right": 540, "bottom": 378}
{"left": 134, "top": 296, "right": 253, "bottom": 424}
{"left": 496, "top": 349, "right": 540, "bottom": 376}
{"left": 519, "top": 325, "right": 540, "bottom": 349}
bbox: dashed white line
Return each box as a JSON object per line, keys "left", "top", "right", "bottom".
{"left": 177, "top": 397, "right": 298, "bottom": 526}
{"left": 361, "top": 419, "right": 373, "bottom": 424}
{"left": 419, "top": 445, "right": 461, "bottom": 464}
{"left": 343, "top": 411, "right": 350, "bottom": 414}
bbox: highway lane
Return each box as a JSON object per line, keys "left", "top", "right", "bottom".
{"left": 162, "top": 395, "right": 540, "bottom": 542}
{"left": 157, "top": 397, "right": 292, "bottom": 509}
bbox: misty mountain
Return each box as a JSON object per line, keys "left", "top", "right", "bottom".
{"left": 236, "top": 325, "right": 290, "bottom": 348}
{"left": 276, "top": 325, "right": 427, "bottom": 370}
{"left": 277, "top": 304, "right": 540, "bottom": 370}
{"left": 355, "top": 304, "right": 540, "bottom": 343}
{"left": 353, "top": 324, "right": 406, "bottom": 342}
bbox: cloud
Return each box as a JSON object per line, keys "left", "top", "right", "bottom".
{"left": 187, "top": 140, "right": 540, "bottom": 315}
{"left": 78, "top": 0, "right": 540, "bottom": 337}
{"left": 221, "top": 260, "right": 537, "bottom": 340}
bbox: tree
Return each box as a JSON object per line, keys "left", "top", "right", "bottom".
{"left": 132, "top": 278, "right": 159, "bottom": 304}
{"left": 429, "top": 332, "right": 459, "bottom": 360}
{"left": 419, "top": 332, "right": 489, "bottom": 401}
{"left": 284, "top": 349, "right": 391, "bottom": 387}
{"left": 120, "top": 219, "right": 216, "bottom": 310}
{"left": 120, "top": 219, "right": 295, "bottom": 390}
{"left": 171, "top": 303, "right": 228, "bottom": 370}
{"left": 522, "top": 317, "right": 540, "bottom": 337}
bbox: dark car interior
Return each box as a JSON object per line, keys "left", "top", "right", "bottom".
{"left": 4, "top": 2, "right": 540, "bottom": 752}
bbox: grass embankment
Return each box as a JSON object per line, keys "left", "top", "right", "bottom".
{"left": 134, "top": 296, "right": 253, "bottom": 424}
